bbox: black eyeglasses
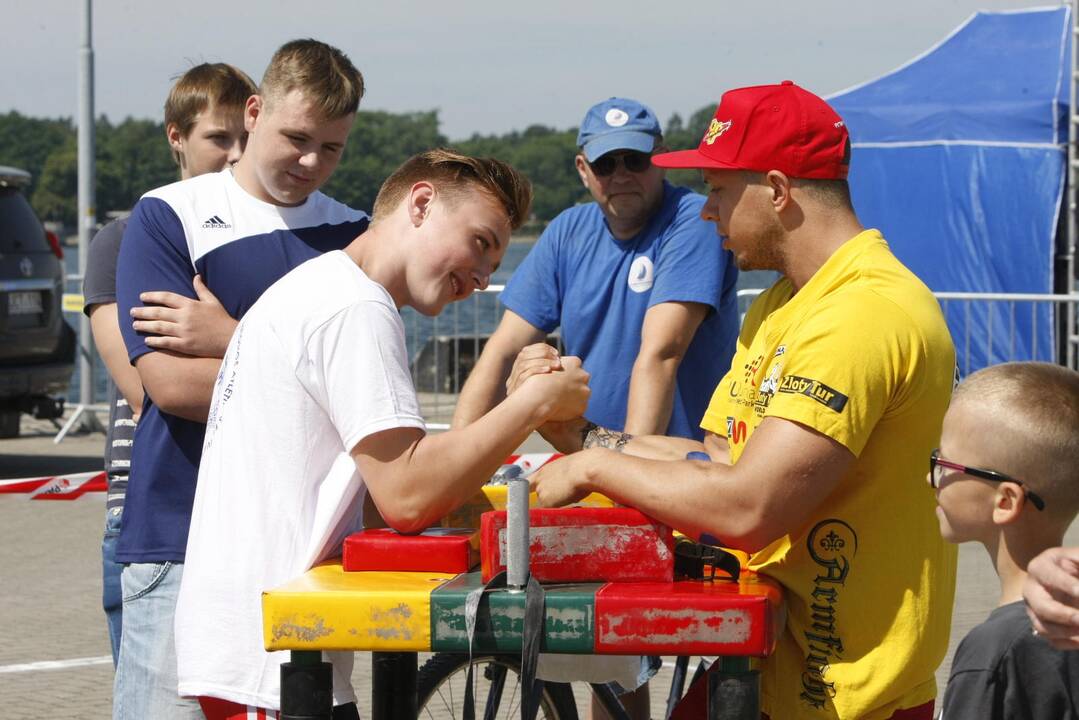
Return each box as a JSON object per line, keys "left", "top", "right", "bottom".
{"left": 589, "top": 151, "right": 652, "bottom": 177}
{"left": 928, "top": 449, "right": 1045, "bottom": 511}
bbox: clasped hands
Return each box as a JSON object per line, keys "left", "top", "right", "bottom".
{"left": 507, "top": 342, "right": 602, "bottom": 507}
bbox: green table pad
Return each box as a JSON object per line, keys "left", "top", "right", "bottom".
{"left": 430, "top": 571, "right": 600, "bottom": 653}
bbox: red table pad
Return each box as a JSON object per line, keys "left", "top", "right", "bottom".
{"left": 594, "top": 575, "right": 784, "bottom": 656}
{"left": 342, "top": 528, "right": 479, "bottom": 573}
{"left": 479, "top": 507, "right": 674, "bottom": 583}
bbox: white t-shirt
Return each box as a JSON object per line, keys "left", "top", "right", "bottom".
{"left": 175, "top": 250, "right": 426, "bottom": 709}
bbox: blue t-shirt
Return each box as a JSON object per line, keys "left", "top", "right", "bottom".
{"left": 501, "top": 182, "right": 738, "bottom": 439}
{"left": 116, "top": 169, "right": 368, "bottom": 563}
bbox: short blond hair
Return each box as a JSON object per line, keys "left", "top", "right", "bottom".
{"left": 953, "top": 362, "right": 1079, "bottom": 520}
{"left": 164, "top": 63, "right": 256, "bottom": 163}
{"left": 260, "top": 39, "right": 364, "bottom": 120}
{"left": 372, "top": 148, "right": 533, "bottom": 231}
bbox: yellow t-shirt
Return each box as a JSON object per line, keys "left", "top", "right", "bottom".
{"left": 701, "top": 230, "right": 958, "bottom": 720}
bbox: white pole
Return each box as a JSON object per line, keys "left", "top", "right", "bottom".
{"left": 76, "top": 0, "right": 100, "bottom": 428}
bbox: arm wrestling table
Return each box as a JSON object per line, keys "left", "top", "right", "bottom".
{"left": 261, "top": 484, "right": 785, "bottom": 720}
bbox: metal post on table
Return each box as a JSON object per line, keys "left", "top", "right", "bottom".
{"left": 281, "top": 650, "right": 333, "bottom": 720}
{"left": 708, "top": 657, "right": 760, "bottom": 720}
{"left": 371, "top": 651, "right": 417, "bottom": 719}
{"left": 505, "top": 468, "right": 529, "bottom": 592}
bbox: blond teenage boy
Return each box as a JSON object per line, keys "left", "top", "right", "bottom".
{"left": 83, "top": 62, "right": 255, "bottom": 666}
{"left": 933, "top": 362, "right": 1079, "bottom": 720}
{"left": 175, "top": 149, "right": 590, "bottom": 718}
{"left": 114, "top": 40, "right": 366, "bottom": 719}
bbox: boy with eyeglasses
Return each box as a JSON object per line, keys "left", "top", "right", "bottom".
{"left": 932, "top": 361, "right": 1079, "bottom": 720}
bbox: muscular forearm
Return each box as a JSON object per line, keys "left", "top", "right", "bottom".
{"left": 624, "top": 353, "right": 680, "bottom": 435}
{"left": 543, "top": 422, "right": 704, "bottom": 460}
{"left": 578, "top": 451, "right": 767, "bottom": 549}
{"left": 136, "top": 352, "right": 222, "bottom": 423}
{"left": 623, "top": 433, "right": 705, "bottom": 461}
{"left": 370, "top": 389, "right": 551, "bottom": 532}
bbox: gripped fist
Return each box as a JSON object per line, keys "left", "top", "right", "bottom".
{"left": 1024, "top": 546, "right": 1079, "bottom": 650}
{"left": 527, "top": 355, "right": 590, "bottom": 422}
{"left": 528, "top": 451, "right": 594, "bottom": 507}
{"left": 506, "top": 342, "right": 561, "bottom": 396}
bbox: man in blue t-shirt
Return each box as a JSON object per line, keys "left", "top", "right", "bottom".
{"left": 455, "top": 97, "right": 738, "bottom": 442}
{"left": 113, "top": 40, "right": 367, "bottom": 720}
{"left": 453, "top": 97, "right": 739, "bottom": 718}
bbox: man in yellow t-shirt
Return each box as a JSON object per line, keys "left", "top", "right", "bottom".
{"left": 529, "top": 81, "right": 957, "bottom": 720}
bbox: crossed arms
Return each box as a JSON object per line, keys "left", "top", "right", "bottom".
{"left": 93, "top": 274, "right": 237, "bottom": 422}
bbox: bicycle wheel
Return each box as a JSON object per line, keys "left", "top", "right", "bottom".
{"left": 417, "top": 652, "right": 579, "bottom": 720}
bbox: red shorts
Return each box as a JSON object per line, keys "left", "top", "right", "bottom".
{"left": 198, "top": 697, "right": 278, "bottom": 720}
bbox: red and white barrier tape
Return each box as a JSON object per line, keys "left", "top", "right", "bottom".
{"left": 0, "top": 455, "right": 559, "bottom": 502}
{"left": 0, "top": 470, "right": 107, "bottom": 500}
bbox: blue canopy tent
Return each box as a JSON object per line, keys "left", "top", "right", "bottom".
{"left": 828, "top": 7, "right": 1072, "bottom": 374}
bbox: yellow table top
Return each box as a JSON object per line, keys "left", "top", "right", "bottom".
{"left": 262, "top": 562, "right": 455, "bottom": 652}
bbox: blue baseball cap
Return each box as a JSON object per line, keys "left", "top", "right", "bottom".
{"left": 576, "top": 98, "right": 662, "bottom": 163}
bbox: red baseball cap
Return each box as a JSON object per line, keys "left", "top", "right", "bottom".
{"left": 652, "top": 81, "right": 850, "bottom": 180}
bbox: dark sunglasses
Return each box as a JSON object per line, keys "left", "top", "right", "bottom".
{"left": 928, "top": 449, "right": 1045, "bottom": 511}
{"left": 589, "top": 151, "right": 652, "bottom": 177}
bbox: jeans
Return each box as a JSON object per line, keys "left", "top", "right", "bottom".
{"left": 113, "top": 561, "right": 202, "bottom": 720}
{"left": 102, "top": 506, "right": 123, "bottom": 666}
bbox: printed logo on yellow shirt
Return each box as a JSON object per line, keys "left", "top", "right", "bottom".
{"left": 801, "top": 518, "right": 859, "bottom": 710}
{"left": 753, "top": 361, "right": 783, "bottom": 416}
{"left": 778, "top": 375, "right": 849, "bottom": 413}
{"left": 726, "top": 416, "right": 748, "bottom": 445}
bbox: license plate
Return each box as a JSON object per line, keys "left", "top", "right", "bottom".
{"left": 8, "top": 291, "right": 43, "bottom": 315}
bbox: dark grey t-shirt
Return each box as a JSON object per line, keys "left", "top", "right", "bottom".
{"left": 83, "top": 217, "right": 135, "bottom": 511}
{"left": 942, "top": 600, "right": 1079, "bottom": 720}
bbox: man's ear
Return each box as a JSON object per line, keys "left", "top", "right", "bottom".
{"left": 408, "top": 181, "right": 436, "bottom": 227}
{"left": 244, "top": 95, "right": 263, "bottom": 133}
{"left": 574, "top": 154, "right": 591, "bottom": 189}
{"left": 992, "top": 483, "right": 1026, "bottom": 526}
{"left": 766, "top": 170, "right": 792, "bottom": 213}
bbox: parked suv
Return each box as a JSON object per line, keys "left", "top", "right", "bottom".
{"left": 0, "top": 166, "right": 75, "bottom": 437}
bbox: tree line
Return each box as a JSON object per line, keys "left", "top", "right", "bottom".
{"left": 0, "top": 104, "right": 717, "bottom": 228}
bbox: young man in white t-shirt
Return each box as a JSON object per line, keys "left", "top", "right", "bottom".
{"left": 175, "top": 148, "right": 591, "bottom": 718}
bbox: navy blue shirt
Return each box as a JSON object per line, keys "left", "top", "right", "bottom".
{"left": 116, "top": 170, "right": 368, "bottom": 563}
{"left": 501, "top": 182, "right": 739, "bottom": 439}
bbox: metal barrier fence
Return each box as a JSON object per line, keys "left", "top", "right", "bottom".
{"left": 403, "top": 288, "right": 1079, "bottom": 427}
{"left": 61, "top": 280, "right": 1079, "bottom": 428}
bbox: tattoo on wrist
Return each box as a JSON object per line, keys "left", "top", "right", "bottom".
{"left": 583, "top": 425, "right": 633, "bottom": 453}
{"left": 579, "top": 421, "right": 597, "bottom": 448}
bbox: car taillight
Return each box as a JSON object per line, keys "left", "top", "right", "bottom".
{"left": 45, "top": 230, "right": 63, "bottom": 259}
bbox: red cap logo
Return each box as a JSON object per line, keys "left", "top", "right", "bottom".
{"left": 703, "top": 119, "right": 732, "bottom": 145}
{"left": 653, "top": 81, "right": 850, "bottom": 180}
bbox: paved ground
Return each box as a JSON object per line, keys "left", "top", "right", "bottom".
{"left": 2, "top": 411, "right": 1076, "bottom": 719}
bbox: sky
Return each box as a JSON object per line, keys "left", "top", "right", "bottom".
{"left": 1, "top": 0, "right": 1066, "bottom": 140}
